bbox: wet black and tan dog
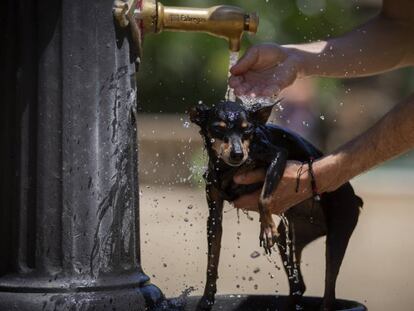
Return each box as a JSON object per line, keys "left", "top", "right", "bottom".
{"left": 189, "top": 99, "right": 362, "bottom": 311}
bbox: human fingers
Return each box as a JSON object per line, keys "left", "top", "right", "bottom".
{"left": 233, "top": 58, "right": 299, "bottom": 98}
{"left": 233, "top": 82, "right": 253, "bottom": 97}
{"left": 271, "top": 202, "right": 288, "bottom": 216}
{"left": 233, "top": 190, "right": 261, "bottom": 212}
{"left": 233, "top": 76, "right": 280, "bottom": 98}
{"left": 247, "top": 84, "right": 280, "bottom": 98}
{"left": 230, "top": 46, "right": 259, "bottom": 76}
{"left": 271, "top": 57, "right": 301, "bottom": 90}
{"left": 261, "top": 86, "right": 281, "bottom": 98}
{"left": 271, "top": 195, "right": 300, "bottom": 216}
{"left": 248, "top": 86, "right": 265, "bottom": 98}
{"left": 234, "top": 169, "right": 266, "bottom": 185}
{"left": 228, "top": 75, "right": 243, "bottom": 88}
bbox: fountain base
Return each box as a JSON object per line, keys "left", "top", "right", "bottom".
{"left": 182, "top": 295, "right": 367, "bottom": 311}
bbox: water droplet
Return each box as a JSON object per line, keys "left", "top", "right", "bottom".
{"left": 250, "top": 251, "right": 260, "bottom": 259}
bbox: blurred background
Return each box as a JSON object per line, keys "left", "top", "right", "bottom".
{"left": 137, "top": 0, "right": 414, "bottom": 310}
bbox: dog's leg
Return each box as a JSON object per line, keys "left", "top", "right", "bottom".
{"left": 321, "top": 184, "right": 360, "bottom": 311}
{"left": 197, "top": 186, "right": 224, "bottom": 311}
{"left": 259, "top": 150, "right": 288, "bottom": 254}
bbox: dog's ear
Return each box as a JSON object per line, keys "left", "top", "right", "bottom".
{"left": 248, "top": 100, "right": 280, "bottom": 124}
{"left": 189, "top": 104, "right": 210, "bottom": 127}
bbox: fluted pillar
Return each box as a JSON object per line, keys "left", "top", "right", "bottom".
{"left": 0, "top": 0, "right": 162, "bottom": 309}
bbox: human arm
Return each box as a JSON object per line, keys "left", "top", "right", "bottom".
{"left": 229, "top": 0, "right": 414, "bottom": 97}
{"left": 233, "top": 93, "right": 414, "bottom": 214}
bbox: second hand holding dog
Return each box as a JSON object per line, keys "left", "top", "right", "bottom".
{"left": 233, "top": 161, "right": 315, "bottom": 215}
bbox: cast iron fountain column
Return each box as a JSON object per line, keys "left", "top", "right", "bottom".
{"left": 0, "top": 0, "right": 162, "bottom": 309}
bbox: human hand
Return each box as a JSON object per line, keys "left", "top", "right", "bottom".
{"left": 232, "top": 161, "right": 313, "bottom": 215}
{"left": 229, "top": 43, "right": 305, "bottom": 98}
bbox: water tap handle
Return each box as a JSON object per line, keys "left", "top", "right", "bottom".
{"left": 113, "top": 0, "right": 138, "bottom": 27}
{"left": 113, "top": 0, "right": 142, "bottom": 59}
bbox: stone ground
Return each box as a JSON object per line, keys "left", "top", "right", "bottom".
{"left": 141, "top": 167, "right": 414, "bottom": 311}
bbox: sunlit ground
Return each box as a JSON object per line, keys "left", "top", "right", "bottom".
{"left": 141, "top": 167, "right": 414, "bottom": 311}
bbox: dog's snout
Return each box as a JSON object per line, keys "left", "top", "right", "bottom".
{"left": 229, "top": 136, "right": 245, "bottom": 162}
{"left": 230, "top": 149, "right": 244, "bottom": 161}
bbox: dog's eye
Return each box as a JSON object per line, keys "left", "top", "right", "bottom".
{"left": 241, "top": 121, "right": 250, "bottom": 129}
{"left": 242, "top": 124, "right": 254, "bottom": 139}
{"left": 241, "top": 122, "right": 253, "bottom": 132}
{"left": 213, "top": 121, "right": 227, "bottom": 129}
{"left": 218, "top": 121, "right": 227, "bottom": 128}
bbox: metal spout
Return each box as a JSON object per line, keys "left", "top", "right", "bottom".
{"left": 115, "top": 0, "right": 259, "bottom": 52}
{"left": 142, "top": 0, "right": 259, "bottom": 52}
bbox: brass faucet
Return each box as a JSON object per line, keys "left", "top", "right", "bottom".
{"left": 114, "top": 0, "right": 259, "bottom": 52}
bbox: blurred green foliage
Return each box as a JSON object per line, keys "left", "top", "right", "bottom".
{"left": 136, "top": 0, "right": 391, "bottom": 113}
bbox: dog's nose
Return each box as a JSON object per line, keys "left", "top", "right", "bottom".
{"left": 230, "top": 150, "right": 244, "bottom": 162}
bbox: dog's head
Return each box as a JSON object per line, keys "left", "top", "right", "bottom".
{"left": 189, "top": 99, "right": 277, "bottom": 167}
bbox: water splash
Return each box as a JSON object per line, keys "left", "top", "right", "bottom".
{"left": 152, "top": 287, "right": 196, "bottom": 311}
{"left": 239, "top": 95, "right": 277, "bottom": 109}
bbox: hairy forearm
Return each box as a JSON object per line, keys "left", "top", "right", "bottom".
{"left": 315, "top": 94, "right": 414, "bottom": 193}
{"left": 285, "top": 15, "right": 414, "bottom": 79}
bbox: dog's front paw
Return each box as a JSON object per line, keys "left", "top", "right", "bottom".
{"left": 259, "top": 222, "right": 278, "bottom": 254}
{"left": 196, "top": 295, "right": 215, "bottom": 311}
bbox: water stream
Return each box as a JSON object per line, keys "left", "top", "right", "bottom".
{"left": 280, "top": 215, "right": 301, "bottom": 288}
{"left": 225, "top": 51, "right": 239, "bottom": 102}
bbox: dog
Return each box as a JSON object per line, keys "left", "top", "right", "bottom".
{"left": 189, "top": 99, "right": 362, "bottom": 311}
